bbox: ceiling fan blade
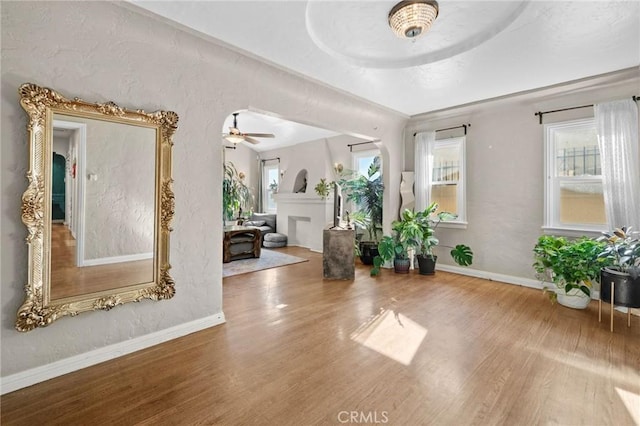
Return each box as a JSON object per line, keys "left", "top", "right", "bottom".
{"left": 243, "top": 133, "right": 275, "bottom": 138}
{"left": 243, "top": 136, "right": 261, "bottom": 145}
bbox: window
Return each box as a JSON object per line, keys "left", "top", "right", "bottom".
{"left": 263, "top": 163, "right": 279, "bottom": 214}
{"left": 544, "top": 118, "right": 606, "bottom": 232}
{"left": 352, "top": 149, "right": 381, "bottom": 179}
{"left": 428, "top": 137, "right": 466, "bottom": 224}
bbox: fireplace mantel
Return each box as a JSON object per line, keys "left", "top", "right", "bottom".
{"left": 273, "top": 192, "right": 333, "bottom": 252}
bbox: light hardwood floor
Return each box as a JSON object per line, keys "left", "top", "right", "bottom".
{"left": 51, "top": 223, "right": 153, "bottom": 299}
{"left": 2, "top": 247, "right": 639, "bottom": 425}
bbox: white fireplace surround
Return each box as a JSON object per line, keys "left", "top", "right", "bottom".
{"left": 273, "top": 192, "right": 333, "bottom": 252}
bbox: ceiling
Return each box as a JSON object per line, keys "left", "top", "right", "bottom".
{"left": 222, "top": 110, "right": 343, "bottom": 152}
{"left": 131, "top": 1, "right": 639, "bottom": 117}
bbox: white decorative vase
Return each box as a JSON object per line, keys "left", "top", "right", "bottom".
{"left": 556, "top": 284, "right": 591, "bottom": 309}
{"left": 400, "top": 171, "right": 415, "bottom": 214}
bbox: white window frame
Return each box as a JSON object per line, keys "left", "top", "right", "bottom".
{"left": 263, "top": 163, "right": 279, "bottom": 214}
{"left": 351, "top": 148, "right": 381, "bottom": 178}
{"left": 543, "top": 118, "right": 605, "bottom": 236}
{"left": 428, "top": 136, "right": 467, "bottom": 228}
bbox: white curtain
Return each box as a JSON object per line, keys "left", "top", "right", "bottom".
{"left": 414, "top": 131, "right": 436, "bottom": 211}
{"left": 594, "top": 99, "right": 640, "bottom": 230}
{"left": 258, "top": 159, "right": 264, "bottom": 213}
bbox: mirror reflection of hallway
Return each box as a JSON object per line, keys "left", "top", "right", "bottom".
{"left": 52, "top": 152, "right": 65, "bottom": 221}
{"left": 49, "top": 117, "right": 156, "bottom": 301}
{"left": 51, "top": 223, "right": 153, "bottom": 300}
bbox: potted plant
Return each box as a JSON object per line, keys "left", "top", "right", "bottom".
{"left": 598, "top": 227, "right": 640, "bottom": 309}
{"left": 373, "top": 233, "right": 414, "bottom": 275}
{"left": 268, "top": 179, "right": 278, "bottom": 194}
{"left": 371, "top": 207, "right": 472, "bottom": 276}
{"left": 533, "top": 235, "right": 609, "bottom": 309}
{"left": 223, "top": 162, "right": 253, "bottom": 223}
{"left": 314, "top": 178, "right": 333, "bottom": 200}
{"left": 412, "top": 202, "right": 473, "bottom": 275}
{"left": 337, "top": 156, "right": 383, "bottom": 265}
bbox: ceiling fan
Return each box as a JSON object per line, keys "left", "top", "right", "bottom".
{"left": 222, "top": 112, "right": 275, "bottom": 145}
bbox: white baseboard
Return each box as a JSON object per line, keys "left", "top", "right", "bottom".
{"left": 82, "top": 252, "right": 154, "bottom": 267}
{"left": 435, "top": 264, "right": 543, "bottom": 290}
{"left": 436, "top": 265, "right": 631, "bottom": 304}
{"left": 0, "top": 312, "right": 225, "bottom": 395}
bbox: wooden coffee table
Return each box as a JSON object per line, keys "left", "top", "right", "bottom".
{"left": 223, "top": 226, "right": 261, "bottom": 263}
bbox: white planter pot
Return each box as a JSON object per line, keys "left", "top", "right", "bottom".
{"left": 556, "top": 285, "right": 591, "bottom": 310}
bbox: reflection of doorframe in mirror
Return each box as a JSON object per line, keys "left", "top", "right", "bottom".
{"left": 54, "top": 119, "right": 87, "bottom": 266}
{"left": 16, "top": 83, "right": 178, "bottom": 331}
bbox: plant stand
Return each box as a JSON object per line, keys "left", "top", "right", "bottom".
{"left": 598, "top": 281, "right": 637, "bottom": 332}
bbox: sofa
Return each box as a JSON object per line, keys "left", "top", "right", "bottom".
{"left": 243, "top": 213, "right": 276, "bottom": 245}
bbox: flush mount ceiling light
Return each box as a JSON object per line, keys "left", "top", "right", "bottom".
{"left": 388, "top": 0, "right": 439, "bottom": 39}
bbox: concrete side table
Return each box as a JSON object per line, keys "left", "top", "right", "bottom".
{"left": 323, "top": 228, "right": 355, "bottom": 280}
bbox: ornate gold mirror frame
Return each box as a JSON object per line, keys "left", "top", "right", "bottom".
{"left": 16, "top": 83, "right": 178, "bottom": 331}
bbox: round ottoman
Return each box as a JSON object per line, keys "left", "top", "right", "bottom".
{"left": 263, "top": 232, "right": 287, "bottom": 248}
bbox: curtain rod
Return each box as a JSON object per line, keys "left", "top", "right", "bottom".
{"left": 413, "top": 123, "right": 471, "bottom": 137}
{"left": 347, "top": 141, "right": 375, "bottom": 152}
{"left": 535, "top": 95, "right": 640, "bottom": 124}
{"left": 261, "top": 157, "right": 280, "bottom": 163}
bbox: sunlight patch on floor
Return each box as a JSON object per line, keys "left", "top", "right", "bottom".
{"left": 616, "top": 387, "right": 640, "bottom": 424}
{"left": 536, "top": 347, "right": 640, "bottom": 387}
{"left": 350, "top": 309, "right": 427, "bottom": 366}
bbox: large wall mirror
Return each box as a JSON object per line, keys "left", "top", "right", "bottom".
{"left": 16, "top": 83, "right": 178, "bottom": 331}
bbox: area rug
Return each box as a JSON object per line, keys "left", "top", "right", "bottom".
{"left": 223, "top": 249, "right": 308, "bottom": 278}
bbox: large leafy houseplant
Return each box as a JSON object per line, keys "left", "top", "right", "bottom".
{"left": 371, "top": 207, "right": 473, "bottom": 276}
{"left": 412, "top": 203, "right": 473, "bottom": 274}
{"left": 337, "top": 156, "right": 383, "bottom": 264}
{"left": 598, "top": 227, "right": 640, "bottom": 278}
{"left": 597, "top": 227, "right": 640, "bottom": 308}
{"left": 533, "top": 235, "right": 609, "bottom": 308}
{"left": 223, "top": 162, "right": 253, "bottom": 222}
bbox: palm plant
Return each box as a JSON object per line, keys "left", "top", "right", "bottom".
{"left": 223, "top": 162, "right": 253, "bottom": 221}
{"left": 337, "top": 156, "right": 383, "bottom": 242}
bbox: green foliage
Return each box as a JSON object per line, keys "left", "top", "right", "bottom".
{"left": 370, "top": 204, "right": 473, "bottom": 276}
{"left": 314, "top": 178, "right": 334, "bottom": 200}
{"left": 533, "top": 235, "right": 611, "bottom": 298}
{"left": 597, "top": 227, "right": 640, "bottom": 279}
{"left": 451, "top": 245, "right": 473, "bottom": 267}
{"left": 338, "top": 156, "right": 383, "bottom": 242}
{"left": 223, "top": 162, "right": 253, "bottom": 221}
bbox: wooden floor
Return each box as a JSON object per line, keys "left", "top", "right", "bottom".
{"left": 3, "top": 247, "right": 639, "bottom": 425}
{"left": 51, "top": 223, "right": 153, "bottom": 300}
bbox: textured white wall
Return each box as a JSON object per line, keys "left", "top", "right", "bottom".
{"left": 404, "top": 69, "right": 639, "bottom": 279}
{"left": 84, "top": 119, "right": 155, "bottom": 259}
{"left": 0, "top": 1, "right": 406, "bottom": 377}
{"left": 55, "top": 114, "right": 156, "bottom": 260}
